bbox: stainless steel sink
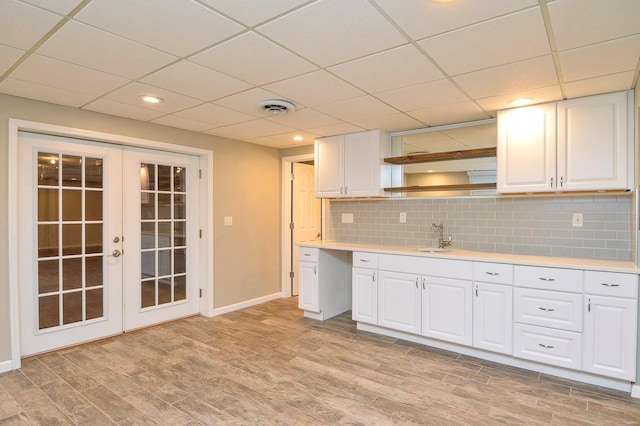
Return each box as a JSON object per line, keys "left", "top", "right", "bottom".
{"left": 416, "top": 247, "right": 451, "bottom": 253}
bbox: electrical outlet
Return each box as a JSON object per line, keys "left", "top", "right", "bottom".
{"left": 572, "top": 213, "right": 583, "bottom": 228}
{"left": 341, "top": 213, "right": 354, "bottom": 224}
{"left": 399, "top": 212, "right": 406, "bottom": 223}
{"left": 223, "top": 216, "right": 233, "bottom": 226}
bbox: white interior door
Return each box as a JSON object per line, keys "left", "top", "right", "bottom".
{"left": 292, "top": 162, "right": 321, "bottom": 296}
{"left": 17, "top": 132, "right": 200, "bottom": 356}
{"left": 18, "top": 132, "right": 124, "bottom": 356}
{"left": 122, "top": 148, "right": 200, "bottom": 331}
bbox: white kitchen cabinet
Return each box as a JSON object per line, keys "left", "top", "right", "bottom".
{"left": 352, "top": 267, "right": 377, "bottom": 325}
{"left": 315, "top": 129, "right": 391, "bottom": 198}
{"left": 473, "top": 282, "right": 513, "bottom": 355}
{"left": 497, "top": 91, "right": 632, "bottom": 193}
{"left": 583, "top": 271, "right": 638, "bottom": 381}
{"left": 421, "top": 276, "right": 473, "bottom": 346}
{"left": 378, "top": 270, "right": 421, "bottom": 334}
{"left": 298, "top": 259, "right": 319, "bottom": 313}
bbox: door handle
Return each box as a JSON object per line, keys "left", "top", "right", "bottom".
{"left": 111, "top": 249, "right": 122, "bottom": 257}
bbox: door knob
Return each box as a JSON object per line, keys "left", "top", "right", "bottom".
{"left": 112, "top": 249, "right": 122, "bottom": 257}
{"left": 113, "top": 236, "right": 120, "bottom": 243}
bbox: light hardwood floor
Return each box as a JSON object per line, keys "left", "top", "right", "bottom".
{"left": 1, "top": 297, "right": 640, "bottom": 425}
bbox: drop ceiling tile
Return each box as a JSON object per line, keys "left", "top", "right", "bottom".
{"left": 104, "top": 82, "right": 203, "bottom": 113}
{"left": 454, "top": 55, "right": 558, "bottom": 99}
{"left": 263, "top": 71, "right": 364, "bottom": 107}
{"left": 257, "top": 0, "right": 406, "bottom": 67}
{"left": 328, "top": 45, "right": 443, "bottom": 94}
{"left": 407, "top": 102, "right": 490, "bottom": 127}
{"left": 245, "top": 136, "right": 292, "bottom": 148}
{"left": 563, "top": 71, "right": 636, "bottom": 99}
{"left": 83, "top": 99, "right": 166, "bottom": 121}
{"left": 375, "top": 79, "right": 468, "bottom": 112}
{"left": 351, "top": 113, "right": 426, "bottom": 132}
{"left": 250, "top": 130, "right": 320, "bottom": 148}
{"left": 20, "top": 0, "right": 84, "bottom": 15}
{"left": 0, "top": 77, "right": 94, "bottom": 107}
{"left": 151, "top": 114, "right": 216, "bottom": 132}
{"left": 9, "top": 54, "right": 129, "bottom": 96}
{"left": 308, "top": 123, "right": 365, "bottom": 137}
{"left": 476, "top": 85, "right": 563, "bottom": 112}
{"left": 548, "top": 0, "right": 640, "bottom": 50}
{"left": 372, "top": 0, "right": 537, "bottom": 41}
{"left": 559, "top": 35, "right": 640, "bottom": 82}
{"left": 199, "top": 0, "right": 310, "bottom": 26}
{"left": 190, "top": 32, "right": 317, "bottom": 85}
{"left": 0, "top": 44, "right": 25, "bottom": 75}
{"left": 265, "top": 108, "right": 342, "bottom": 129}
{"left": 37, "top": 21, "right": 177, "bottom": 78}
{"left": 205, "top": 119, "right": 297, "bottom": 140}
{"left": 175, "top": 103, "right": 255, "bottom": 126}
{"left": 1, "top": 1, "right": 62, "bottom": 50}
{"left": 315, "top": 96, "right": 397, "bottom": 122}
{"left": 75, "top": 0, "right": 244, "bottom": 57}
{"left": 418, "top": 8, "right": 550, "bottom": 76}
{"left": 213, "top": 88, "right": 285, "bottom": 117}
{"left": 142, "top": 61, "right": 251, "bottom": 101}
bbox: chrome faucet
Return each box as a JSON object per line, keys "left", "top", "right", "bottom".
{"left": 431, "top": 222, "right": 452, "bottom": 249}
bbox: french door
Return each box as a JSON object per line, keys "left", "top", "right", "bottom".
{"left": 17, "top": 132, "right": 200, "bottom": 356}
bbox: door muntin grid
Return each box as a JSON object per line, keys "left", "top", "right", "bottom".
{"left": 140, "top": 163, "right": 188, "bottom": 309}
{"left": 36, "top": 152, "right": 105, "bottom": 331}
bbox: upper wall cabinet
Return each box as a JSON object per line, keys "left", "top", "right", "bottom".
{"left": 497, "top": 91, "right": 633, "bottom": 194}
{"left": 315, "top": 129, "right": 392, "bottom": 198}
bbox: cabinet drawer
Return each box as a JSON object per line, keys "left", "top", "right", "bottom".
{"left": 584, "top": 271, "right": 638, "bottom": 298}
{"left": 353, "top": 252, "right": 378, "bottom": 269}
{"left": 513, "top": 323, "right": 582, "bottom": 370}
{"left": 299, "top": 247, "right": 318, "bottom": 262}
{"left": 514, "top": 288, "right": 582, "bottom": 332}
{"left": 514, "top": 266, "right": 583, "bottom": 293}
{"left": 473, "top": 262, "right": 513, "bottom": 284}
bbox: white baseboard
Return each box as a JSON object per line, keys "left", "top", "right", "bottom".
{"left": 631, "top": 384, "right": 640, "bottom": 399}
{"left": 212, "top": 292, "right": 284, "bottom": 316}
{"left": 0, "top": 360, "right": 14, "bottom": 374}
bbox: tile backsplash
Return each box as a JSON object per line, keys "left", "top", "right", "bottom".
{"left": 325, "top": 194, "right": 634, "bottom": 261}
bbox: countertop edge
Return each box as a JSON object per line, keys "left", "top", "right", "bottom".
{"left": 298, "top": 241, "right": 640, "bottom": 274}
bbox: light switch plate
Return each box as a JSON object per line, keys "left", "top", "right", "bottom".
{"left": 572, "top": 213, "right": 583, "bottom": 227}
{"left": 224, "top": 216, "right": 233, "bottom": 226}
{"left": 341, "top": 213, "right": 354, "bottom": 223}
{"left": 399, "top": 212, "right": 406, "bottom": 223}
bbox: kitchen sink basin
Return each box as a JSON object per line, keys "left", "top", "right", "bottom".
{"left": 416, "top": 247, "right": 451, "bottom": 253}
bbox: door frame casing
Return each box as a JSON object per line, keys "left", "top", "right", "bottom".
{"left": 280, "top": 154, "right": 324, "bottom": 298}
{"left": 8, "top": 118, "right": 214, "bottom": 370}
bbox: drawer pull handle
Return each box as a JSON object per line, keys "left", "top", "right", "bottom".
{"left": 539, "top": 277, "right": 555, "bottom": 282}
{"left": 538, "top": 343, "right": 554, "bottom": 349}
{"left": 485, "top": 272, "right": 499, "bottom": 276}
{"left": 538, "top": 307, "right": 555, "bottom": 312}
{"left": 360, "top": 259, "right": 369, "bottom": 263}
{"left": 304, "top": 253, "right": 311, "bottom": 257}
{"left": 601, "top": 283, "right": 620, "bottom": 287}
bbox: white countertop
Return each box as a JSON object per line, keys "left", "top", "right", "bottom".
{"left": 298, "top": 240, "right": 640, "bottom": 274}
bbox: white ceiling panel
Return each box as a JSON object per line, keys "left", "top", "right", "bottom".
{"left": 213, "top": 88, "right": 286, "bottom": 117}
{"left": 307, "top": 122, "right": 365, "bottom": 137}
{"left": 563, "top": 71, "right": 636, "bottom": 99}
{"left": 548, "top": 0, "right": 640, "bottom": 51}
{"left": 265, "top": 108, "right": 342, "bottom": 130}
{"left": 315, "top": 96, "right": 398, "bottom": 122}
{"left": 419, "top": 8, "right": 550, "bottom": 76}
{"left": 175, "top": 103, "right": 256, "bottom": 127}
{"left": 198, "top": 0, "right": 311, "bottom": 27}
{"left": 249, "top": 130, "right": 320, "bottom": 148}
{"left": 83, "top": 98, "right": 166, "bottom": 121}
{"left": 205, "top": 119, "right": 297, "bottom": 140}
{"left": 351, "top": 113, "right": 426, "bottom": 133}
{"left": 37, "top": 21, "right": 177, "bottom": 79}
{"left": 407, "top": 102, "right": 490, "bottom": 127}
{"left": 75, "top": 0, "right": 244, "bottom": 57}
{"left": 559, "top": 35, "right": 640, "bottom": 82}
{"left": 476, "top": 85, "right": 563, "bottom": 112}
{"left": 190, "top": 32, "right": 317, "bottom": 86}
{"left": 328, "top": 45, "right": 443, "bottom": 94}
{"left": 103, "top": 82, "right": 202, "bottom": 113}
{"left": 10, "top": 54, "right": 129, "bottom": 96}
{"left": 257, "top": 0, "right": 406, "bottom": 67}
{"left": 0, "top": 1, "right": 62, "bottom": 50}
{"left": 21, "top": 0, "right": 84, "bottom": 15}
{"left": 454, "top": 55, "right": 558, "bottom": 99}
{"left": 372, "top": 0, "right": 538, "bottom": 41}
{"left": 151, "top": 114, "right": 216, "bottom": 133}
{"left": 0, "top": 44, "right": 25, "bottom": 75}
{"left": 142, "top": 60, "right": 251, "bottom": 101}
{"left": 375, "top": 79, "right": 469, "bottom": 112}
{"left": 263, "top": 71, "right": 364, "bottom": 107}
{"left": 0, "top": 77, "right": 94, "bottom": 107}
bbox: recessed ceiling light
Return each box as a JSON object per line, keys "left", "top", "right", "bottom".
{"left": 293, "top": 135, "right": 304, "bottom": 141}
{"left": 141, "top": 95, "right": 163, "bottom": 104}
{"left": 509, "top": 98, "right": 533, "bottom": 107}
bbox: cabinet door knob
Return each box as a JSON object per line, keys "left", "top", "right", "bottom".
{"left": 550, "top": 177, "right": 553, "bottom": 188}
{"left": 372, "top": 272, "right": 376, "bottom": 282}
{"left": 415, "top": 278, "right": 418, "bottom": 289}
{"left": 314, "top": 265, "right": 317, "bottom": 275}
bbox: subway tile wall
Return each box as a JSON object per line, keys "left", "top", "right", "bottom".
{"left": 325, "top": 194, "right": 634, "bottom": 261}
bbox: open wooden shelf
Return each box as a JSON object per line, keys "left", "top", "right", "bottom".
{"left": 384, "top": 147, "right": 497, "bottom": 165}
{"left": 384, "top": 183, "right": 497, "bottom": 193}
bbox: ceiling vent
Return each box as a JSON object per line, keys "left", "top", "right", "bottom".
{"left": 256, "top": 99, "right": 296, "bottom": 116}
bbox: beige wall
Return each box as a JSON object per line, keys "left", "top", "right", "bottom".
{"left": 0, "top": 94, "right": 281, "bottom": 363}
{"left": 280, "top": 144, "right": 313, "bottom": 158}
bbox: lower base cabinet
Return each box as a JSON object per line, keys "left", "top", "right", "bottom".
{"left": 298, "top": 260, "right": 319, "bottom": 313}
{"left": 422, "top": 276, "right": 472, "bottom": 346}
{"left": 473, "top": 282, "right": 513, "bottom": 355}
{"left": 378, "top": 271, "right": 421, "bottom": 334}
{"left": 352, "top": 267, "right": 377, "bottom": 324}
